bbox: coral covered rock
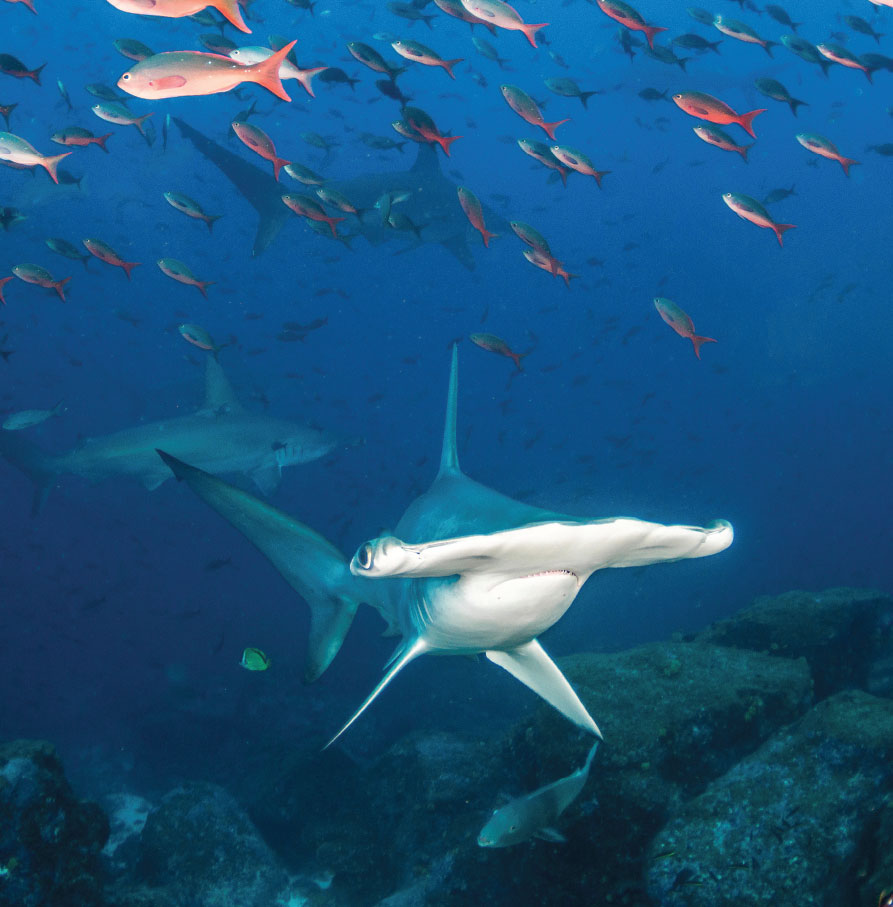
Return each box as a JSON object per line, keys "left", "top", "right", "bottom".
{"left": 645, "top": 690, "right": 893, "bottom": 905}
{"left": 0, "top": 739, "right": 108, "bottom": 907}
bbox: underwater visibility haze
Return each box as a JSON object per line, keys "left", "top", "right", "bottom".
{"left": 0, "top": 0, "right": 892, "bottom": 904}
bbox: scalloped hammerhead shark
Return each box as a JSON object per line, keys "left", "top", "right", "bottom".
{"left": 158, "top": 347, "right": 733, "bottom": 745}
{"left": 173, "top": 116, "right": 496, "bottom": 269}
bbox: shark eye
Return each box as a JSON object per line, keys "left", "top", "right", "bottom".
{"left": 357, "top": 543, "right": 374, "bottom": 570}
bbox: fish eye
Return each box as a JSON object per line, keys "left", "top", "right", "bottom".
{"left": 357, "top": 543, "right": 374, "bottom": 569}
{"left": 121, "top": 73, "right": 130, "bottom": 81}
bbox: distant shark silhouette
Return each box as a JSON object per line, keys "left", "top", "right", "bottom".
{"left": 0, "top": 356, "right": 341, "bottom": 513}
{"left": 157, "top": 348, "right": 733, "bottom": 741}
{"left": 173, "top": 117, "right": 497, "bottom": 268}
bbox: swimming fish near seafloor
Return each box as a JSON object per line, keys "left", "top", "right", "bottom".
{"left": 478, "top": 743, "right": 599, "bottom": 847}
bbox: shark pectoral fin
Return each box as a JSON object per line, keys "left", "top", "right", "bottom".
{"left": 251, "top": 464, "right": 281, "bottom": 496}
{"left": 325, "top": 638, "right": 429, "bottom": 749}
{"left": 486, "top": 640, "right": 601, "bottom": 738}
{"left": 157, "top": 450, "right": 360, "bottom": 682}
{"left": 535, "top": 827, "right": 567, "bottom": 844}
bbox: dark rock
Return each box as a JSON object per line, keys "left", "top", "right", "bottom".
{"left": 0, "top": 739, "right": 109, "bottom": 907}
{"left": 370, "top": 642, "right": 814, "bottom": 904}
{"left": 645, "top": 690, "right": 893, "bottom": 905}
{"left": 696, "top": 587, "right": 893, "bottom": 699}
{"left": 137, "top": 782, "right": 290, "bottom": 907}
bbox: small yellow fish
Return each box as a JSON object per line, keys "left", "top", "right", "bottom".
{"left": 240, "top": 647, "right": 271, "bottom": 671}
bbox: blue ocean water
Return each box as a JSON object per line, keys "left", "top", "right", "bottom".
{"left": 0, "top": 0, "right": 891, "bottom": 899}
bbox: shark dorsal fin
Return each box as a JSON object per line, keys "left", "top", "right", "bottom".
{"left": 203, "top": 356, "right": 242, "bottom": 413}
{"left": 409, "top": 141, "right": 440, "bottom": 178}
{"left": 437, "top": 344, "right": 461, "bottom": 478}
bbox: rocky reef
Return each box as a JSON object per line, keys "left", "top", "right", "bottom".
{"left": 1, "top": 587, "right": 890, "bottom": 906}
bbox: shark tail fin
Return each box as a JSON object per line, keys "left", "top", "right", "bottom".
{"left": 437, "top": 344, "right": 461, "bottom": 478}
{"left": 157, "top": 450, "right": 361, "bottom": 683}
{"left": 486, "top": 639, "right": 602, "bottom": 738}
{"left": 0, "top": 431, "right": 58, "bottom": 515}
{"left": 325, "top": 638, "right": 429, "bottom": 748}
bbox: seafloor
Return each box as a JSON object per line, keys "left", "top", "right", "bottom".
{"left": 2, "top": 587, "right": 891, "bottom": 906}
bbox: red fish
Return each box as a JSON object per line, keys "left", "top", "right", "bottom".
{"left": 523, "top": 248, "right": 577, "bottom": 287}
{"left": 470, "top": 332, "right": 528, "bottom": 370}
{"left": 796, "top": 132, "right": 859, "bottom": 176}
{"left": 403, "top": 106, "right": 462, "bottom": 156}
{"left": 105, "top": 0, "right": 250, "bottom": 34}
{"left": 673, "top": 91, "right": 765, "bottom": 138}
{"left": 281, "top": 194, "right": 345, "bottom": 237}
{"left": 12, "top": 263, "right": 70, "bottom": 301}
{"left": 654, "top": 297, "right": 716, "bottom": 359}
{"left": 595, "top": 0, "right": 666, "bottom": 49}
{"left": 0, "top": 53, "right": 45, "bottom": 84}
{"left": 459, "top": 0, "right": 547, "bottom": 48}
{"left": 51, "top": 127, "right": 113, "bottom": 153}
{"left": 722, "top": 193, "right": 795, "bottom": 247}
{"left": 458, "top": 187, "right": 497, "bottom": 247}
{"left": 82, "top": 238, "right": 141, "bottom": 279}
{"left": 232, "top": 121, "right": 290, "bottom": 181}
{"left": 5, "top": 0, "right": 37, "bottom": 14}
{"left": 0, "top": 132, "right": 71, "bottom": 184}
{"left": 0, "top": 275, "right": 14, "bottom": 304}
{"left": 501, "top": 84, "right": 568, "bottom": 141}
{"left": 118, "top": 42, "right": 296, "bottom": 102}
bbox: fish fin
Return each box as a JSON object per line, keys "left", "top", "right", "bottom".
{"left": 520, "top": 22, "right": 549, "bottom": 49}
{"left": 737, "top": 108, "right": 766, "bottom": 139}
{"left": 325, "top": 638, "right": 429, "bottom": 748}
{"left": 203, "top": 356, "right": 243, "bottom": 412}
{"left": 251, "top": 41, "right": 295, "bottom": 102}
{"left": 437, "top": 344, "right": 461, "bottom": 477}
{"left": 542, "top": 119, "right": 569, "bottom": 142}
{"left": 840, "top": 157, "right": 859, "bottom": 177}
{"left": 212, "top": 0, "right": 251, "bottom": 33}
{"left": 642, "top": 25, "right": 668, "bottom": 49}
{"left": 486, "top": 640, "right": 601, "bottom": 737}
{"left": 774, "top": 223, "right": 796, "bottom": 247}
{"left": 157, "top": 450, "right": 361, "bottom": 682}
{"left": 690, "top": 334, "right": 717, "bottom": 359}
{"left": 535, "top": 827, "right": 567, "bottom": 843}
{"left": 42, "top": 152, "right": 72, "bottom": 185}
{"left": 251, "top": 464, "right": 281, "bottom": 496}
{"left": 0, "top": 431, "right": 58, "bottom": 515}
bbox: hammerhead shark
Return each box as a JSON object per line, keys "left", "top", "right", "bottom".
{"left": 157, "top": 347, "right": 733, "bottom": 743}
{"left": 0, "top": 356, "right": 341, "bottom": 513}
{"left": 173, "top": 117, "right": 497, "bottom": 269}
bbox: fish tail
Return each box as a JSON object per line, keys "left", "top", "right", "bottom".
{"left": 272, "top": 156, "right": 290, "bottom": 182}
{"left": 437, "top": 134, "right": 463, "bottom": 156}
{"left": 298, "top": 67, "right": 326, "bottom": 98}
{"left": 542, "top": 118, "right": 569, "bottom": 141}
{"left": 737, "top": 108, "right": 766, "bottom": 138}
{"left": 29, "top": 62, "right": 46, "bottom": 85}
{"left": 642, "top": 25, "right": 668, "bottom": 49}
{"left": 212, "top": 0, "right": 251, "bottom": 34}
{"left": 864, "top": 67, "right": 873, "bottom": 84}
{"left": 789, "top": 98, "right": 808, "bottom": 117}
{"left": 739, "top": 144, "right": 752, "bottom": 163}
{"left": 593, "top": 169, "right": 611, "bottom": 188}
{"left": 327, "top": 216, "right": 346, "bottom": 237}
{"left": 134, "top": 113, "right": 153, "bottom": 136}
{"left": 818, "top": 59, "right": 832, "bottom": 78}
{"left": 763, "top": 40, "right": 778, "bottom": 57}
{"left": 205, "top": 214, "right": 223, "bottom": 234}
{"left": 482, "top": 229, "right": 498, "bottom": 248}
{"left": 157, "top": 450, "right": 363, "bottom": 684}
{"left": 199, "top": 281, "right": 215, "bottom": 298}
{"left": 579, "top": 91, "right": 598, "bottom": 109}
{"left": 252, "top": 41, "right": 295, "bottom": 102}
{"left": 521, "top": 22, "right": 549, "bottom": 49}
{"left": 774, "top": 223, "right": 796, "bottom": 247}
{"left": 96, "top": 132, "right": 114, "bottom": 153}
{"left": 41, "top": 151, "right": 72, "bottom": 185}
{"left": 54, "top": 276, "right": 71, "bottom": 302}
{"left": 676, "top": 57, "right": 689, "bottom": 73}
{"left": 558, "top": 166, "right": 568, "bottom": 187}
{"left": 0, "top": 431, "right": 59, "bottom": 516}
{"left": 442, "top": 58, "right": 464, "bottom": 80}
{"left": 121, "top": 260, "right": 141, "bottom": 281}
{"left": 839, "top": 157, "right": 860, "bottom": 177}
{"left": 709, "top": 41, "right": 722, "bottom": 54}
{"left": 690, "top": 334, "right": 717, "bottom": 359}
